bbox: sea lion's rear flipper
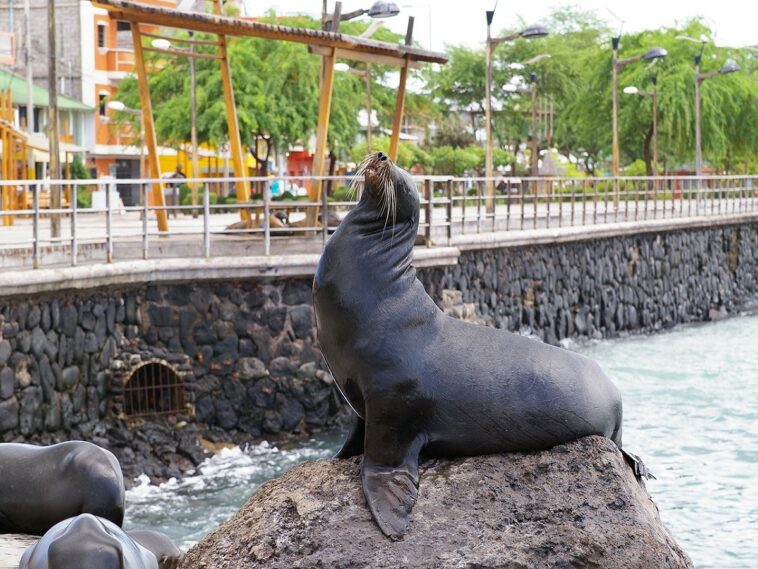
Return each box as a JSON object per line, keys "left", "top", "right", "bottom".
{"left": 361, "top": 462, "right": 419, "bottom": 540}
{"left": 335, "top": 416, "right": 365, "bottom": 459}
{"left": 361, "top": 425, "right": 424, "bottom": 540}
{"left": 621, "top": 448, "right": 656, "bottom": 480}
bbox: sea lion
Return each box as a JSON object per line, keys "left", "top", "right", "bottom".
{"left": 19, "top": 514, "right": 158, "bottom": 569}
{"left": 0, "top": 441, "right": 125, "bottom": 535}
{"left": 128, "top": 529, "right": 183, "bottom": 569}
{"left": 313, "top": 152, "right": 635, "bottom": 539}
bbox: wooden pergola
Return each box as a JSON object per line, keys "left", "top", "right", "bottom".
{"left": 93, "top": 0, "right": 447, "bottom": 231}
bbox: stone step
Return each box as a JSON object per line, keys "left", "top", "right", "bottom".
{"left": 0, "top": 534, "right": 37, "bottom": 569}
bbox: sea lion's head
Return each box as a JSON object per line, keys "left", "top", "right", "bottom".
{"left": 356, "top": 152, "right": 419, "bottom": 226}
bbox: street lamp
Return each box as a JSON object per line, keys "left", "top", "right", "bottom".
{"left": 677, "top": 36, "right": 739, "bottom": 208}
{"left": 151, "top": 36, "right": 199, "bottom": 217}
{"left": 485, "top": 13, "right": 548, "bottom": 210}
{"left": 502, "top": 54, "right": 550, "bottom": 176}
{"left": 622, "top": 75, "right": 658, "bottom": 176}
{"left": 323, "top": 0, "right": 400, "bottom": 25}
{"left": 694, "top": 57, "right": 739, "bottom": 178}
{"left": 335, "top": 62, "right": 374, "bottom": 152}
{"left": 611, "top": 38, "right": 667, "bottom": 176}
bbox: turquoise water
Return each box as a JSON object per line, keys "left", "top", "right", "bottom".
{"left": 578, "top": 312, "right": 758, "bottom": 569}
{"left": 124, "top": 313, "right": 758, "bottom": 568}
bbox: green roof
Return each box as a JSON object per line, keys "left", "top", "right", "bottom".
{"left": 0, "top": 68, "right": 94, "bottom": 112}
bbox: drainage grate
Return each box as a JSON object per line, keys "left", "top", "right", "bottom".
{"left": 123, "top": 361, "right": 187, "bottom": 417}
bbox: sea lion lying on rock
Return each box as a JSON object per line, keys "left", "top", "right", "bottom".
{"left": 128, "top": 529, "right": 183, "bottom": 569}
{"left": 314, "top": 152, "right": 649, "bottom": 539}
{"left": 19, "top": 514, "right": 158, "bottom": 569}
{"left": 0, "top": 441, "right": 124, "bottom": 535}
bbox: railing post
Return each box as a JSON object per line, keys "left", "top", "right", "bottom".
{"left": 476, "top": 179, "right": 483, "bottom": 233}
{"left": 322, "top": 176, "right": 330, "bottom": 246}
{"left": 106, "top": 180, "right": 113, "bottom": 263}
{"left": 203, "top": 184, "right": 211, "bottom": 259}
{"left": 460, "top": 179, "right": 467, "bottom": 234}
{"left": 557, "top": 179, "right": 563, "bottom": 228}
{"left": 505, "top": 180, "right": 512, "bottom": 231}
{"left": 425, "top": 178, "right": 432, "bottom": 247}
{"left": 603, "top": 177, "right": 609, "bottom": 223}
{"left": 33, "top": 183, "right": 40, "bottom": 269}
{"left": 71, "top": 184, "right": 77, "bottom": 266}
{"left": 545, "top": 180, "right": 552, "bottom": 229}
{"left": 592, "top": 178, "right": 598, "bottom": 225}
{"left": 142, "top": 183, "right": 149, "bottom": 260}
{"left": 263, "top": 178, "right": 271, "bottom": 256}
{"left": 581, "top": 179, "right": 587, "bottom": 226}
{"left": 569, "top": 180, "right": 575, "bottom": 226}
{"left": 446, "top": 178, "right": 453, "bottom": 245}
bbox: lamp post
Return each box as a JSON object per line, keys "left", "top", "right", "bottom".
{"left": 484, "top": 13, "right": 548, "bottom": 212}
{"left": 611, "top": 38, "right": 667, "bottom": 176}
{"left": 323, "top": 0, "right": 400, "bottom": 26}
{"left": 694, "top": 58, "right": 740, "bottom": 178}
{"left": 503, "top": 54, "right": 550, "bottom": 177}
{"left": 335, "top": 62, "right": 374, "bottom": 153}
{"left": 152, "top": 36, "right": 199, "bottom": 217}
{"left": 622, "top": 76, "right": 658, "bottom": 176}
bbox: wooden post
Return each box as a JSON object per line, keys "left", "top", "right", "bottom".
{"left": 214, "top": 0, "right": 252, "bottom": 225}
{"left": 306, "top": 2, "right": 341, "bottom": 227}
{"left": 131, "top": 22, "right": 169, "bottom": 232}
{"left": 388, "top": 17, "right": 414, "bottom": 161}
{"left": 48, "top": 0, "right": 61, "bottom": 238}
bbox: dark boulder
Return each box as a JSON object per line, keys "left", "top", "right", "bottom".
{"left": 179, "top": 437, "right": 692, "bottom": 569}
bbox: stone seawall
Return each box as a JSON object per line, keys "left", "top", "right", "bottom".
{"left": 423, "top": 223, "right": 757, "bottom": 344}
{"left": 0, "top": 278, "right": 339, "bottom": 480}
{"left": 0, "top": 222, "right": 756, "bottom": 480}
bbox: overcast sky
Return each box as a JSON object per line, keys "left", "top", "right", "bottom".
{"left": 241, "top": 0, "right": 757, "bottom": 52}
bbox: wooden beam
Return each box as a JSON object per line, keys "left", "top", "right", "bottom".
{"left": 93, "top": 0, "right": 448, "bottom": 65}
{"left": 306, "top": 3, "right": 340, "bottom": 227}
{"left": 388, "top": 17, "right": 414, "bottom": 161}
{"left": 141, "top": 31, "right": 221, "bottom": 47}
{"left": 308, "top": 45, "right": 422, "bottom": 69}
{"left": 213, "top": 0, "right": 252, "bottom": 225}
{"left": 143, "top": 46, "right": 222, "bottom": 60}
{"left": 131, "top": 23, "right": 169, "bottom": 232}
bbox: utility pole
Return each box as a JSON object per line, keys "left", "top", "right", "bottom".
{"left": 529, "top": 72, "right": 539, "bottom": 177}
{"left": 24, "top": 0, "right": 34, "bottom": 135}
{"left": 190, "top": 31, "right": 199, "bottom": 217}
{"left": 48, "top": 0, "right": 61, "bottom": 238}
{"left": 484, "top": 10, "right": 494, "bottom": 212}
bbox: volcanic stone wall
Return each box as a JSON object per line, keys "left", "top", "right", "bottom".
{"left": 0, "top": 222, "right": 756, "bottom": 479}
{"left": 421, "top": 223, "right": 758, "bottom": 345}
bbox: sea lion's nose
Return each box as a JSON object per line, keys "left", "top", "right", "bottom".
{"left": 377, "top": 152, "right": 387, "bottom": 161}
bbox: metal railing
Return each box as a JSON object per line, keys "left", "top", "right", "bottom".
{"left": 0, "top": 174, "right": 755, "bottom": 270}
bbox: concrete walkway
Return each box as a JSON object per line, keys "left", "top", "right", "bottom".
{"left": 1, "top": 197, "right": 756, "bottom": 270}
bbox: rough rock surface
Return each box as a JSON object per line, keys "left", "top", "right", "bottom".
{"left": 180, "top": 436, "right": 692, "bottom": 569}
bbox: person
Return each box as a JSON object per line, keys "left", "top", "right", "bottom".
{"left": 164, "top": 164, "right": 186, "bottom": 217}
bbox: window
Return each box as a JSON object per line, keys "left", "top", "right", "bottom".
{"left": 116, "top": 21, "right": 130, "bottom": 32}
{"left": 123, "top": 362, "right": 187, "bottom": 417}
{"left": 99, "top": 94, "right": 107, "bottom": 117}
{"left": 97, "top": 24, "right": 107, "bottom": 49}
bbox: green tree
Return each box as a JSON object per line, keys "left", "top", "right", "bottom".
{"left": 114, "top": 14, "right": 407, "bottom": 171}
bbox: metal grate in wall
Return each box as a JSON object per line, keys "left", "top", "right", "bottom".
{"left": 123, "top": 361, "right": 187, "bottom": 417}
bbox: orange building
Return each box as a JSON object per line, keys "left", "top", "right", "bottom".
{"left": 86, "top": 0, "right": 177, "bottom": 201}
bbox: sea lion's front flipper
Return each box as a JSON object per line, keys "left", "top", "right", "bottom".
{"left": 361, "top": 423, "right": 425, "bottom": 540}
{"left": 335, "top": 415, "right": 365, "bottom": 459}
